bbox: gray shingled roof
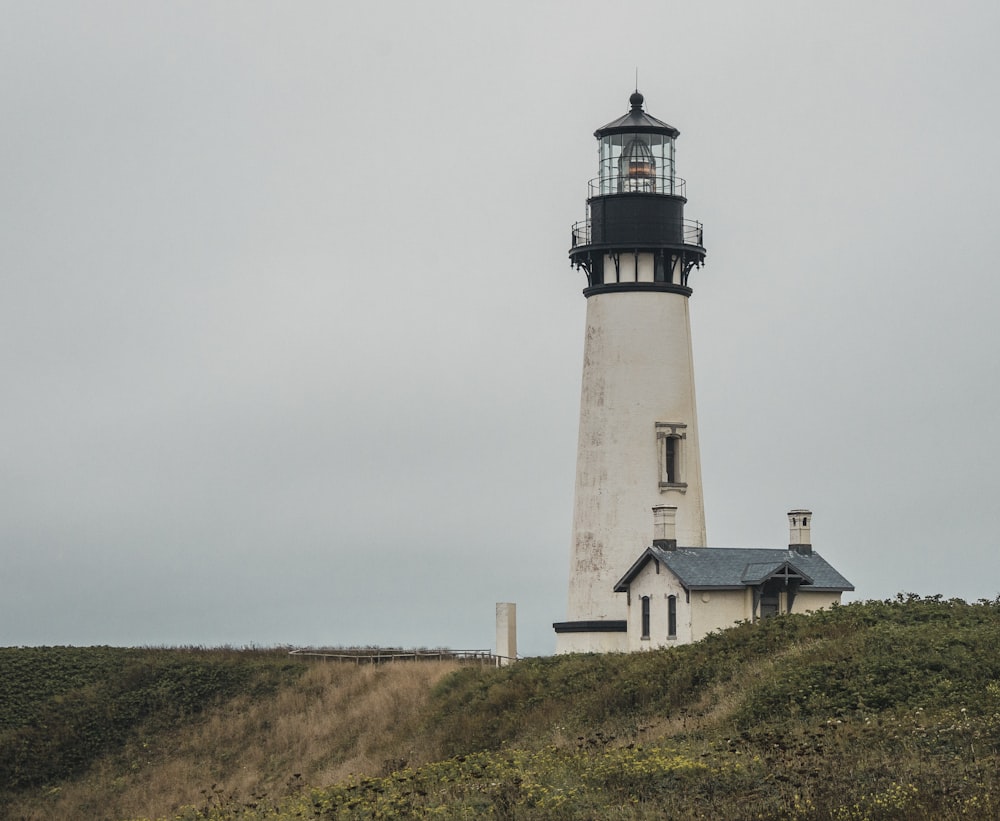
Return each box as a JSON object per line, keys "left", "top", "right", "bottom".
{"left": 614, "top": 546, "right": 854, "bottom": 593}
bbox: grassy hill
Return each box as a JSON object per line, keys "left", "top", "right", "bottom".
{"left": 4, "top": 596, "right": 1000, "bottom": 819}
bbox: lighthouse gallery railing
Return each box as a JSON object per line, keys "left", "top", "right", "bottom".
{"left": 571, "top": 217, "right": 704, "bottom": 249}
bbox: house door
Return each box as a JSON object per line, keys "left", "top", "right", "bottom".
{"left": 759, "top": 579, "right": 783, "bottom": 619}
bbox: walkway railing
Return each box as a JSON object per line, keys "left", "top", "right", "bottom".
{"left": 571, "top": 218, "right": 704, "bottom": 248}
{"left": 588, "top": 174, "right": 687, "bottom": 199}
{"left": 288, "top": 648, "right": 516, "bottom": 666}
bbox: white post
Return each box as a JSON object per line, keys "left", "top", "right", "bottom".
{"left": 495, "top": 602, "right": 516, "bottom": 666}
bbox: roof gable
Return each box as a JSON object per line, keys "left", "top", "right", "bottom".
{"left": 741, "top": 560, "right": 813, "bottom": 585}
{"left": 613, "top": 547, "right": 660, "bottom": 592}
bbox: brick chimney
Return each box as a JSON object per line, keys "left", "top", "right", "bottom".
{"left": 788, "top": 509, "right": 812, "bottom": 555}
{"left": 653, "top": 505, "right": 678, "bottom": 550}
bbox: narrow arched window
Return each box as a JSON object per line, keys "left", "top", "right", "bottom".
{"left": 668, "top": 595, "right": 677, "bottom": 638}
{"left": 641, "top": 596, "right": 651, "bottom": 639}
{"left": 665, "top": 437, "right": 677, "bottom": 484}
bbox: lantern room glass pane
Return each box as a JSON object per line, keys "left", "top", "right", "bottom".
{"left": 598, "top": 132, "right": 675, "bottom": 196}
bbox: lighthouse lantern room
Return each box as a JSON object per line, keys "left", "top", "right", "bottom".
{"left": 570, "top": 91, "right": 705, "bottom": 292}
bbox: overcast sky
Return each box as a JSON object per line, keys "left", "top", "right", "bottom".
{"left": 3, "top": 1, "right": 999, "bottom": 656}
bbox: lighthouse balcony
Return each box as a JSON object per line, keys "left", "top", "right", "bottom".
{"left": 571, "top": 216, "right": 704, "bottom": 250}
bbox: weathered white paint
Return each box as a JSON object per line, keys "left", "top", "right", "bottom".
{"left": 495, "top": 602, "right": 517, "bottom": 665}
{"left": 557, "top": 289, "right": 706, "bottom": 653}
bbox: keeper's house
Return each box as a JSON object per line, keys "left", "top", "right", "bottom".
{"left": 611, "top": 508, "right": 854, "bottom": 652}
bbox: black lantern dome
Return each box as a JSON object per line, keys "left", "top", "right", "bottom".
{"left": 570, "top": 92, "right": 705, "bottom": 295}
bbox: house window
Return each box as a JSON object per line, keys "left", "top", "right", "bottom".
{"left": 641, "top": 596, "right": 650, "bottom": 639}
{"left": 667, "top": 595, "right": 677, "bottom": 638}
{"left": 656, "top": 423, "right": 687, "bottom": 491}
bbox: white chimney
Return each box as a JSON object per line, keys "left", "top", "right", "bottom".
{"left": 653, "top": 505, "right": 678, "bottom": 550}
{"left": 788, "top": 509, "right": 812, "bottom": 555}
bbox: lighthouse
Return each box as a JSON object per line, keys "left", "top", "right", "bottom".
{"left": 554, "top": 92, "right": 708, "bottom": 653}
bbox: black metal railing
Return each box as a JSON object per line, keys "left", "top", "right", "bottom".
{"left": 588, "top": 174, "right": 687, "bottom": 199}
{"left": 571, "top": 218, "right": 704, "bottom": 248}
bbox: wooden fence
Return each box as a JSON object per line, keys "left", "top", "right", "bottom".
{"left": 287, "top": 648, "right": 516, "bottom": 666}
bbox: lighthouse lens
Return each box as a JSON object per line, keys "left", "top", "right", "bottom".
{"left": 620, "top": 137, "right": 655, "bottom": 192}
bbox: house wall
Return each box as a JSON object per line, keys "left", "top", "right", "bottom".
{"left": 625, "top": 559, "right": 690, "bottom": 651}
{"left": 556, "top": 631, "right": 628, "bottom": 653}
{"left": 790, "top": 591, "right": 843, "bottom": 614}
{"left": 690, "top": 590, "right": 750, "bottom": 641}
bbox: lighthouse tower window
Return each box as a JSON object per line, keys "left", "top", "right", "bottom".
{"left": 656, "top": 422, "right": 688, "bottom": 491}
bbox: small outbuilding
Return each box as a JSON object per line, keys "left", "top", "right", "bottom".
{"left": 613, "top": 507, "right": 853, "bottom": 651}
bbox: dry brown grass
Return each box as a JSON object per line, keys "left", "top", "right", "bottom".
{"left": 7, "top": 658, "right": 462, "bottom": 821}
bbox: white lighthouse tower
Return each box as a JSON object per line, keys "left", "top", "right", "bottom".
{"left": 554, "top": 92, "right": 708, "bottom": 653}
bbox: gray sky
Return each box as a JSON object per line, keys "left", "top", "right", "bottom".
{"left": 3, "top": 1, "right": 999, "bottom": 656}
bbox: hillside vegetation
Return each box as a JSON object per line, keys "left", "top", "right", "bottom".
{"left": 4, "top": 596, "right": 1000, "bottom": 819}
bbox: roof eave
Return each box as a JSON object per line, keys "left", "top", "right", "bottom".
{"left": 613, "top": 547, "right": 657, "bottom": 592}
{"left": 594, "top": 111, "right": 679, "bottom": 139}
